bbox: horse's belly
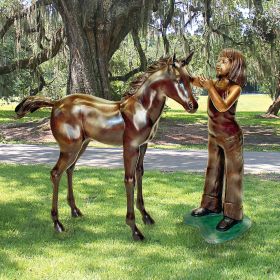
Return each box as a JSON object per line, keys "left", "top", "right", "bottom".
{"left": 89, "top": 129, "right": 124, "bottom": 145}
{"left": 84, "top": 114, "right": 125, "bottom": 145}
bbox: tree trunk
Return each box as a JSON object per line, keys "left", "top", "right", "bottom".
{"left": 161, "top": 0, "right": 174, "bottom": 55}
{"left": 54, "top": 0, "right": 158, "bottom": 99}
{"left": 266, "top": 97, "right": 280, "bottom": 116}
{"left": 266, "top": 76, "right": 280, "bottom": 116}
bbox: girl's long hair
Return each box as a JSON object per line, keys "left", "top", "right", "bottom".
{"left": 219, "top": 48, "right": 247, "bottom": 88}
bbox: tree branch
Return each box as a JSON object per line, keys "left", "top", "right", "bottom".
{"left": 203, "top": 0, "right": 212, "bottom": 27}
{"left": 131, "top": 28, "right": 147, "bottom": 71}
{"left": 211, "top": 26, "right": 244, "bottom": 45}
{"left": 29, "top": 73, "right": 46, "bottom": 96}
{"left": 162, "top": 0, "right": 175, "bottom": 29}
{"left": 0, "top": 0, "right": 53, "bottom": 39}
{"left": 182, "top": 34, "right": 190, "bottom": 55}
{"left": 184, "top": 13, "right": 198, "bottom": 27}
{"left": 148, "top": 24, "right": 161, "bottom": 32}
{"left": 0, "top": 28, "right": 64, "bottom": 75}
{"left": 110, "top": 28, "right": 148, "bottom": 82}
{"left": 161, "top": 0, "right": 175, "bottom": 55}
{"left": 109, "top": 67, "right": 142, "bottom": 82}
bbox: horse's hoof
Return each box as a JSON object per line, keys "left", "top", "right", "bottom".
{"left": 142, "top": 214, "right": 155, "bottom": 225}
{"left": 132, "top": 229, "right": 145, "bottom": 241}
{"left": 71, "top": 208, "right": 83, "bottom": 218}
{"left": 54, "top": 221, "right": 65, "bottom": 233}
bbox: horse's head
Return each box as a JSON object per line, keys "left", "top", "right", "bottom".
{"left": 166, "top": 52, "right": 198, "bottom": 113}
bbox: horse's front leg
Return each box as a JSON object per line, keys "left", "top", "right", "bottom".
{"left": 123, "top": 144, "right": 144, "bottom": 241}
{"left": 136, "top": 144, "right": 155, "bottom": 225}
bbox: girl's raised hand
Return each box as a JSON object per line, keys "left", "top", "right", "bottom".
{"left": 198, "top": 75, "right": 214, "bottom": 90}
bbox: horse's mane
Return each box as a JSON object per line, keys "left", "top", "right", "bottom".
{"left": 123, "top": 56, "right": 171, "bottom": 98}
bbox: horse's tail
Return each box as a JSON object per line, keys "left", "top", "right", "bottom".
{"left": 15, "top": 96, "right": 55, "bottom": 119}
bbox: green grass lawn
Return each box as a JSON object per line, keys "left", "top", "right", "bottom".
{"left": 0, "top": 164, "right": 279, "bottom": 279}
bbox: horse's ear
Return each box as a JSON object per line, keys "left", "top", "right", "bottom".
{"left": 171, "top": 53, "right": 177, "bottom": 67}
{"left": 182, "top": 50, "right": 194, "bottom": 66}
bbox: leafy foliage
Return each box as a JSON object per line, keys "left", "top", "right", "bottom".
{"left": 0, "top": 0, "right": 279, "bottom": 104}
{"left": 0, "top": 0, "right": 65, "bottom": 100}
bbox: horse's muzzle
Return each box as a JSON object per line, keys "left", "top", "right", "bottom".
{"left": 185, "top": 101, "right": 198, "bottom": 113}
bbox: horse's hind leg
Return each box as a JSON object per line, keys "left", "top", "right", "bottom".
{"left": 66, "top": 140, "right": 90, "bottom": 217}
{"left": 123, "top": 144, "right": 144, "bottom": 241}
{"left": 50, "top": 147, "right": 81, "bottom": 232}
{"left": 136, "top": 144, "right": 155, "bottom": 225}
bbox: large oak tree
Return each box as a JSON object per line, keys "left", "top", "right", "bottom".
{"left": 53, "top": 0, "right": 159, "bottom": 99}
{"left": 0, "top": 0, "right": 159, "bottom": 99}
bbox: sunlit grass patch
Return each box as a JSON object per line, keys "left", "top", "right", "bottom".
{"left": 166, "top": 94, "right": 272, "bottom": 112}
{"left": 165, "top": 94, "right": 280, "bottom": 132}
{"left": 0, "top": 106, "right": 50, "bottom": 125}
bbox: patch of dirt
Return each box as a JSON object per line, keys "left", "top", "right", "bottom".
{"left": 253, "top": 173, "right": 280, "bottom": 181}
{"left": 153, "top": 118, "right": 280, "bottom": 146}
{"left": 1, "top": 117, "right": 280, "bottom": 147}
{"left": 0, "top": 118, "right": 54, "bottom": 143}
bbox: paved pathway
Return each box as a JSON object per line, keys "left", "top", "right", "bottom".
{"left": 0, "top": 144, "right": 279, "bottom": 174}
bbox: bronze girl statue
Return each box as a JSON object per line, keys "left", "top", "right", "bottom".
{"left": 190, "top": 48, "right": 246, "bottom": 231}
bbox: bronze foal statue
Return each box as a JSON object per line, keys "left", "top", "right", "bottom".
{"left": 15, "top": 53, "right": 198, "bottom": 241}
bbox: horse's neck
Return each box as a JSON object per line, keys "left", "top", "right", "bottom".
{"left": 137, "top": 86, "right": 166, "bottom": 123}
{"left": 123, "top": 73, "right": 170, "bottom": 123}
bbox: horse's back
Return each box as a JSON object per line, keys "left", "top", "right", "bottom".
{"left": 55, "top": 94, "right": 121, "bottom": 109}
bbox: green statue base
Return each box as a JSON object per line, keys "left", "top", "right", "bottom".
{"left": 184, "top": 213, "right": 252, "bottom": 244}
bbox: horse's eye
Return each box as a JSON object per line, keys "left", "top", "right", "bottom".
{"left": 178, "top": 80, "right": 185, "bottom": 90}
